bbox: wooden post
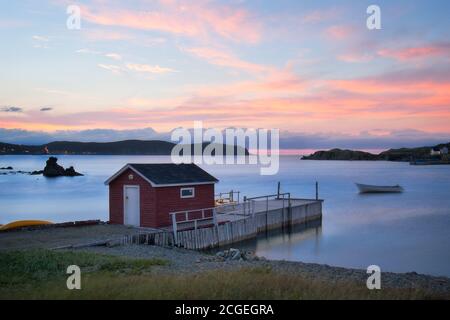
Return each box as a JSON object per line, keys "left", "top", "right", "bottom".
{"left": 213, "top": 208, "right": 218, "bottom": 227}
{"left": 252, "top": 200, "right": 256, "bottom": 217}
{"left": 315, "top": 181, "right": 319, "bottom": 200}
{"left": 288, "top": 193, "right": 292, "bottom": 229}
{"left": 277, "top": 181, "right": 281, "bottom": 199}
{"left": 265, "top": 196, "right": 269, "bottom": 232}
{"left": 171, "top": 213, "right": 178, "bottom": 245}
{"left": 243, "top": 196, "right": 247, "bottom": 215}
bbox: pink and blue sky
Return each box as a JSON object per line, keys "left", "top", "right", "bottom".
{"left": 0, "top": 0, "right": 449, "bottom": 149}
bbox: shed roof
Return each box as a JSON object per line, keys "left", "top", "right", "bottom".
{"left": 105, "top": 163, "right": 218, "bottom": 187}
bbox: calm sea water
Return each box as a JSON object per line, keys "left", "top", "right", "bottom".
{"left": 1, "top": 155, "right": 449, "bottom": 277}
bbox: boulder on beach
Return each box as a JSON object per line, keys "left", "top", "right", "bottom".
{"left": 43, "top": 157, "right": 83, "bottom": 177}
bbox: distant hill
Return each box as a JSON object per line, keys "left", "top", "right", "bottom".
{"left": 301, "top": 143, "right": 450, "bottom": 161}
{"left": 301, "top": 148, "right": 379, "bottom": 160}
{"left": 0, "top": 140, "right": 249, "bottom": 156}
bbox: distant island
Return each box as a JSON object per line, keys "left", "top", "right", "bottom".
{"left": 301, "top": 143, "right": 450, "bottom": 162}
{"left": 0, "top": 140, "right": 249, "bottom": 156}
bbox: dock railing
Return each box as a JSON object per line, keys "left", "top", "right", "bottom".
{"left": 170, "top": 202, "right": 245, "bottom": 243}
{"left": 243, "top": 192, "right": 291, "bottom": 217}
{"left": 170, "top": 207, "right": 217, "bottom": 243}
{"left": 215, "top": 190, "right": 240, "bottom": 204}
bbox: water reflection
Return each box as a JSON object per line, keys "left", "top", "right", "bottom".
{"left": 215, "top": 220, "right": 323, "bottom": 258}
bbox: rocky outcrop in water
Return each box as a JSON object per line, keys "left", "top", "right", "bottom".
{"left": 301, "top": 148, "right": 379, "bottom": 161}
{"left": 43, "top": 157, "right": 83, "bottom": 177}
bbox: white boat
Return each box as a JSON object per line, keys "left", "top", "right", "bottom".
{"left": 356, "top": 183, "right": 404, "bottom": 193}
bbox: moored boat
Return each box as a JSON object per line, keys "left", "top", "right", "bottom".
{"left": 356, "top": 183, "right": 404, "bottom": 193}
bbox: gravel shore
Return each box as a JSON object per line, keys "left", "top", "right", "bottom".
{"left": 2, "top": 225, "right": 449, "bottom": 296}
{"left": 81, "top": 244, "right": 450, "bottom": 295}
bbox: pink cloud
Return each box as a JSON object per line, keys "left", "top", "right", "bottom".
{"left": 325, "top": 25, "right": 353, "bottom": 40}
{"left": 338, "top": 53, "right": 373, "bottom": 63}
{"left": 186, "top": 68, "right": 308, "bottom": 98}
{"left": 5, "top": 67, "right": 448, "bottom": 133}
{"left": 80, "top": 1, "right": 262, "bottom": 43}
{"left": 378, "top": 43, "right": 450, "bottom": 61}
{"left": 184, "top": 47, "right": 270, "bottom": 73}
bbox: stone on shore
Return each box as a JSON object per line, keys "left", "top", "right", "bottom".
{"left": 215, "top": 248, "right": 260, "bottom": 262}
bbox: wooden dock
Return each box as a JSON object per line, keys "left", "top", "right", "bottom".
{"left": 116, "top": 194, "right": 323, "bottom": 250}
{"left": 163, "top": 193, "right": 323, "bottom": 250}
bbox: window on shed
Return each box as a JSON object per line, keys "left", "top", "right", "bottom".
{"left": 180, "top": 187, "right": 195, "bottom": 198}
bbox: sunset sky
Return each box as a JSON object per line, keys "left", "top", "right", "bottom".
{"left": 0, "top": 0, "right": 449, "bottom": 148}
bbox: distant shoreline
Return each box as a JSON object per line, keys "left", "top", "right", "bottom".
{"left": 301, "top": 143, "right": 450, "bottom": 162}
{"left": 0, "top": 140, "right": 249, "bottom": 156}
{"left": 1, "top": 139, "right": 449, "bottom": 163}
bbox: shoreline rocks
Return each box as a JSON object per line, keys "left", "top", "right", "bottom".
{"left": 215, "top": 248, "right": 262, "bottom": 262}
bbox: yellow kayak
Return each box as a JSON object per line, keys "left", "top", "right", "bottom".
{"left": 0, "top": 220, "right": 53, "bottom": 231}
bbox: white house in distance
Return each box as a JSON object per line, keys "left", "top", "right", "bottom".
{"left": 430, "top": 147, "right": 448, "bottom": 156}
{"left": 430, "top": 147, "right": 441, "bottom": 156}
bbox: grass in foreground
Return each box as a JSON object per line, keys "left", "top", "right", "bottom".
{"left": 0, "top": 249, "right": 447, "bottom": 299}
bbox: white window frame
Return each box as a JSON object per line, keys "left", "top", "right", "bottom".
{"left": 180, "top": 187, "right": 195, "bottom": 199}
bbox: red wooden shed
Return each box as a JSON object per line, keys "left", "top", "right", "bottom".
{"left": 104, "top": 163, "right": 218, "bottom": 228}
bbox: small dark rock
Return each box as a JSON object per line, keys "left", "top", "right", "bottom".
{"left": 0, "top": 166, "right": 13, "bottom": 170}
{"left": 64, "top": 166, "right": 83, "bottom": 176}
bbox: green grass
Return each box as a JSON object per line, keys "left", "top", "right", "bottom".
{"left": 0, "top": 249, "right": 167, "bottom": 294}
{"left": 0, "top": 249, "right": 447, "bottom": 300}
